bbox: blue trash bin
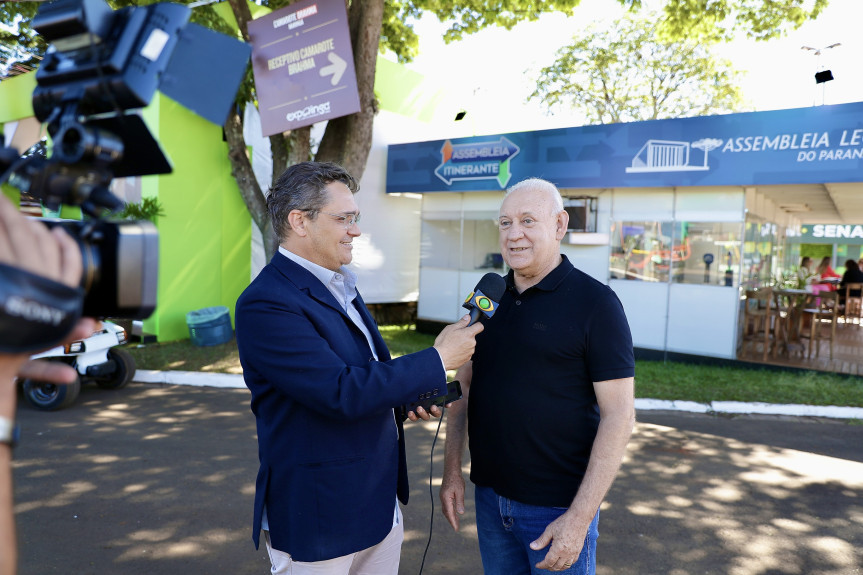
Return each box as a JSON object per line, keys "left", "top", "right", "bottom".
{"left": 186, "top": 306, "right": 233, "bottom": 346}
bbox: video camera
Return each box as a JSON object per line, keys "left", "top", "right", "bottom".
{"left": 0, "top": 0, "right": 250, "bottom": 321}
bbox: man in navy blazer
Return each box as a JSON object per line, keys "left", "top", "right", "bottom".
{"left": 235, "top": 162, "right": 482, "bottom": 574}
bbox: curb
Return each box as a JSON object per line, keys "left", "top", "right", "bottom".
{"left": 134, "top": 370, "right": 245, "bottom": 389}
{"left": 133, "top": 371, "right": 863, "bottom": 420}
{"left": 634, "top": 398, "right": 863, "bottom": 420}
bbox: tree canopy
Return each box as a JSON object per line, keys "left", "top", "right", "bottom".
{"left": 530, "top": 11, "right": 749, "bottom": 124}
{"left": 654, "top": 0, "right": 829, "bottom": 42}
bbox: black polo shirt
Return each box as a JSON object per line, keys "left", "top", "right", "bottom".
{"left": 468, "top": 255, "right": 634, "bottom": 507}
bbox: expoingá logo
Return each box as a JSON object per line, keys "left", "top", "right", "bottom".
{"left": 286, "top": 101, "right": 331, "bottom": 122}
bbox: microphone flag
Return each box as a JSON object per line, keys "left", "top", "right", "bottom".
{"left": 462, "top": 272, "right": 506, "bottom": 325}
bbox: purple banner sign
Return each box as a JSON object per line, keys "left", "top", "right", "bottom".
{"left": 248, "top": 0, "right": 360, "bottom": 136}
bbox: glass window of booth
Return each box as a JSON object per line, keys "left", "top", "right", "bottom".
{"left": 609, "top": 221, "right": 673, "bottom": 282}
{"left": 610, "top": 220, "right": 742, "bottom": 285}
{"left": 420, "top": 212, "right": 503, "bottom": 271}
{"left": 671, "top": 222, "right": 741, "bottom": 286}
{"left": 742, "top": 220, "right": 776, "bottom": 288}
{"left": 563, "top": 196, "right": 597, "bottom": 233}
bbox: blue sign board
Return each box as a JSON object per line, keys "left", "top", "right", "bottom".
{"left": 386, "top": 102, "right": 863, "bottom": 193}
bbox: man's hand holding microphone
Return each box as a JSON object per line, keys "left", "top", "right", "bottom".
{"left": 405, "top": 273, "right": 505, "bottom": 421}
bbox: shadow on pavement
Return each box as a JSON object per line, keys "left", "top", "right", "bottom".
{"left": 14, "top": 384, "right": 266, "bottom": 575}
{"left": 12, "top": 384, "right": 863, "bottom": 574}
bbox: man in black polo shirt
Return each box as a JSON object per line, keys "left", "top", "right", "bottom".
{"left": 440, "top": 178, "right": 635, "bottom": 574}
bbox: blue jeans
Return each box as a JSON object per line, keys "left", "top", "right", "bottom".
{"left": 474, "top": 485, "right": 599, "bottom": 575}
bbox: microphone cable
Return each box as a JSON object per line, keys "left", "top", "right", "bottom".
{"left": 418, "top": 409, "right": 445, "bottom": 575}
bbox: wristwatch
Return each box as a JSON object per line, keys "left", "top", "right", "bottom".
{"left": 0, "top": 417, "right": 19, "bottom": 449}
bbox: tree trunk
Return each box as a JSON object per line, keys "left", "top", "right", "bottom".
{"left": 224, "top": 109, "right": 278, "bottom": 260}
{"left": 271, "top": 128, "right": 312, "bottom": 183}
{"left": 287, "top": 127, "right": 312, "bottom": 167}
{"left": 226, "top": 0, "right": 252, "bottom": 42}
{"left": 270, "top": 133, "right": 288, "bottom": 186}
{"left": 314, "top": 0, "right": 383, "bottom": 181}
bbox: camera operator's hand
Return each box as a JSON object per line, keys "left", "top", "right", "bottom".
{"left": 14, "top": 319, "right": 98, "bottom": 381}
{"left": 0, "top": 194, "right": 82, "bottom": 286}
{"left": 0, "top": 194, "right": 93, "bottom": 411}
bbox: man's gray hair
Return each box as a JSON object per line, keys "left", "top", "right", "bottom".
{"left": 506, "top": 178, "right": 564, "bottom": 212}
{"left": 267, "top": 161, "right": 358, "bottom": 241}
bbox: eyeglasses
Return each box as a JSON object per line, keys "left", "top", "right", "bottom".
{"left": 321, "top": 211, "right": 361, "bottom": 229}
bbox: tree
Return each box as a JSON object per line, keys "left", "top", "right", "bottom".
{"left": 657, "top": 0, "right": 828, "bottom": 43}
{"left": 1, "top": 0, "right": 829, "bottom": 259}
{"left": 529, "top": 11, "right": 752, "bottom": 124}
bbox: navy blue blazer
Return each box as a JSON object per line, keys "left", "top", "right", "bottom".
{"left": 235, "top": 253, "right": 447, "bottom": 562}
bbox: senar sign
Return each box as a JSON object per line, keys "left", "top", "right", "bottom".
{"left": 811, "top": 224, "right": 863, "bottom": 239}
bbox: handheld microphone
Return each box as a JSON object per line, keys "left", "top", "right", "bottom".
{"left": 463, "top": 273, "right": 506, "bottom": 326}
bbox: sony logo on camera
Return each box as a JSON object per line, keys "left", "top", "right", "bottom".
{"left": 2, "top": 296, "right": 66, "bottom": 326}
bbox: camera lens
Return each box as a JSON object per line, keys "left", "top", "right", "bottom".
{"left": 55, "top": 123, "right": 123, "bottom": 166}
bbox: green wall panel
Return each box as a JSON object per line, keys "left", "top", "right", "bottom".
{"left": 0, "top": 74, "right": 36, "bottom": 122}
{"left": 146, "top": 93, "right": 250, "bottom": 341}
{"left": 374, "top": 57, "right": 447, "bottom": 122}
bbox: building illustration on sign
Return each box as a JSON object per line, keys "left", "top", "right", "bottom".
{"left": 434, "top": 137, "right": 520, "bottom": 188}
{"left": 626, "top": 138, "right": 723, "bottom": 173}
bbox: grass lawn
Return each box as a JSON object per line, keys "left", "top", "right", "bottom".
{"left": 125, "top": 324, "right": 863, "bottom": 408}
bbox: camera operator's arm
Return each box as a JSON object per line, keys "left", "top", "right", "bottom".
{"left": 0, "top": 193, "right": 92, "bottom": 575}
{"left": 0, "top": 319, "right": 93, "bottom": 575}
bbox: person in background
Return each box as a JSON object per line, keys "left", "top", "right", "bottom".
{"left": 0, "top": 194, "right": 96, "bottom": 575}
{"left": 440, "top": 178, "right": 635, "bottom": 575}
{"left": 839, "top": 259, "right": 863, "bottom": 306}
{"left": 235, "top": 162, "right": 482, "bottom": 575}
{"left": 797, "top": 256, "right": 817, "bottom": 285}
{"left": 815, "top": 256, "right": 840, "bottom": 289}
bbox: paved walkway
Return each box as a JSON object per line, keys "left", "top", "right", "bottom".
{"left": 12, "top": 381, "right": 863, "bottom": 574}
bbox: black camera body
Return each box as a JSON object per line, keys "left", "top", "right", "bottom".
{"left": 41, "top": 218, "right": 159, "bottom": 319}
{"left": 0, "top": 0, "right": 250, "bottom": 326}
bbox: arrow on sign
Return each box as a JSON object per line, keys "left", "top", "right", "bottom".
{"left": 434, "top": 137, "right": 521, "bottom": 187}
{"left": 320, "top": 52, "right": 347, "bottom": 85}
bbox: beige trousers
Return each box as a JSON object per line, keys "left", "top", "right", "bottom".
{"left": 263, "top": 506, "right": 403, "bottom": 575}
